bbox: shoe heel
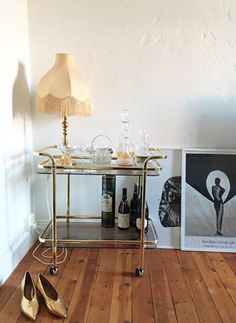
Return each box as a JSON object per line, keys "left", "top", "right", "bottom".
{"left": 36, "top": 273, "right": 66, "bottom": 318}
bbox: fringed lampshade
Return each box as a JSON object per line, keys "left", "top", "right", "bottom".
{"left": 35, "top": 53, "right": 92, "bottom": 147}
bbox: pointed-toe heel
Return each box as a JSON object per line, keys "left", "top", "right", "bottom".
{"left": 36, "top": 273, "right": 67, "bottom": 318}
{"left": 21, "top": 271, "right": 39, "bottom": 321}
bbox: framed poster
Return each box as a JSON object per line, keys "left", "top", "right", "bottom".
{"left": 181, "top": 149, "right": 236, "bottom": 252}
{"left": 149, "top": 149, "right": 181, "bottom": 249}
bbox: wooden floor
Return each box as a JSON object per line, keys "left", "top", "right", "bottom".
{"left": 1, "top": 245, "right": 236, "bottom": 323}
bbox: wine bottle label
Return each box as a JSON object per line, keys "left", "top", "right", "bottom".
{"left": 101, "top": 193, "right": 112, "bottom": 212}
{"left": 118, "top": 213, "right": 130, "bottom": 228}
{"left": 136, "top": 218, "right": 147, "bottom": 230}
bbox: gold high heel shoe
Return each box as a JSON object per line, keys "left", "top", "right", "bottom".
{"left": 36, "top": 273, "right": 67, "bottom": 318}
{"left": 21, "top": 271, "right": 39, "bottom": 321}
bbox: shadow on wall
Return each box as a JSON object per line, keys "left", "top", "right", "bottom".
{"left": 13, "top": 62, "right": 32, "bottom": 146}
{"left": 4, "top": 62, "right": 33, "bottom": 250}
{"left": 13, "top": 63, "right": 31, "bottom": 114}
{"left": 184, "top": 97, "right": 236, "bottom": 148}
{"left": 6, "top": 62, "right": 32, "bottom": 183}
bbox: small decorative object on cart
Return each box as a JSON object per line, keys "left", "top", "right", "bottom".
{"left": 116, "top": 109, "right": 136, "bottom": 166}
{"left": 136, "top": 129, "right": 150, "bottom": 163}
{"left": 90, "top": 135, "right": 113, "bottom": 165}
{"left": 57, "top": 144, "right": 78, "bottom": 166}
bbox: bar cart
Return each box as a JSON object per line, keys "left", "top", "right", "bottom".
{"left": 34, "top": 146, "right": 166, "bottom": 276}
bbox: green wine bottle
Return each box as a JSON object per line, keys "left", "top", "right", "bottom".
{"left": 101, "top": 175, "right": 116, "bottom": 228}
{"left": 136, "top": 187, "right": 149, "bottom": 233}
{"left": 130, "top": 183, "right": 140, "bottom": 227}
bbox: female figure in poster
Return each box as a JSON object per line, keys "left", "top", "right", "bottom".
{"left": 212, "top": 177, "right": 225, "bottom": 236}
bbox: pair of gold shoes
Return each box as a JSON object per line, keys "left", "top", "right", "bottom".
{"left": 21, "top": 271, "right": 66, "bottom": 320}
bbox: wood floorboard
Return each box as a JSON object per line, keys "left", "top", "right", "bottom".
{"left": 147, "top": 249, "right": 177, "bottom": 323}
{"left": 177, "top": 251, "right": 222, "bottom": 323}
{"left": 132, "top": 250, "right": 155, "bottom": 323}
{"left": 50, "top": 248, "right": 88, "bottom": 323}
{"left": 87, "top": 248, "right": 117, "bottom": 323}
{"left": 109, "top": 249, "right": 132, "bottom": 323}
{"left": 1, "top": 246, "right": 236, "bottom": 323}
{"left": 193, "top": 252, "right": 236, "bottom": 323}
{"left": 222, "top": 253, "right": 236, "bottom": 276}
{"left": 66, "top": 248, "right": 102, "bottom": 323}
{"left": 207, "top": 253, "right": 236, "bottom": 308}
{"left": 162, "top": 250, "right": 200, "bottom": 323}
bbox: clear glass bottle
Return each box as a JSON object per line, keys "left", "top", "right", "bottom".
{"left": 136, "top": 129, "right": 150, "bottom": 157}
{"left": 116, "top": 109, "right": 135, "bottom": 166}
{"left": 117, "top": 136, "right": 135, "bottom": 166}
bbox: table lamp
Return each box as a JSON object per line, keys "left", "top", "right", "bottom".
{"left": 35, "top": 53, "right": 92, "bottom": 165}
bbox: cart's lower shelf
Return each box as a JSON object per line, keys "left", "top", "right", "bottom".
{"left": 39, "top": 219, "right": 159, "bottom": 248}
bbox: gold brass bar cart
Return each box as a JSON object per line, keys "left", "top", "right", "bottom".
{"left": 34, "top": 146, "right": 166, "bottom": 276}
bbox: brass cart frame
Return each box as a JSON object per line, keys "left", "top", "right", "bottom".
{"left": 34, "top": 146, "right": 166, "bottom": 276}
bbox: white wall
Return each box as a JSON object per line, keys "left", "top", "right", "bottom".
{"left": 28, "top": 0, "right": 236, "bottom": 149}
{"left": 27, "top": 1, "right": 236, "bottom": 226}
{"left": 0, "top": 0, "right": 34, "bottom": 284}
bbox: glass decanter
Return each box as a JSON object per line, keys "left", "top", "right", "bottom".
{"left": 116, "top": 109, "right": 135, "bottom": 166}
{"left": 136, "top": 129, "right": 150, "bottom": 157}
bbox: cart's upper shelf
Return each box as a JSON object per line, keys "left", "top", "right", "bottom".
{"left": 34, "top": 145, "right": 166, "bottom": 176}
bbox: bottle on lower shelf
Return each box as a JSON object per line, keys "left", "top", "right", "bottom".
{"left": 101, "top": 175, "right": 116, "bottom": 228}
{"left": 130, "top": 182, "right": 140, "bottom": 227}
{"left": 132, "top": 185, "right": 149, "bottom": 234}
{"left": 136, "top": 201, "right": 149, "bottom": 234}
{"left": 118, "top": 188, "right": 130, "bottom": 231}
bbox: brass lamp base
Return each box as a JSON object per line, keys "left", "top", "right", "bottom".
{"left": 56, "top": 115, "right": 77, "bottom": 166}
{"left": 62, "top": 116, "right": 68, "bottom": 146}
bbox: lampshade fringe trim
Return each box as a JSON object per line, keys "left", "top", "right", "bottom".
{"left": 35, "top": 94, "right": 92, "bottom": 117}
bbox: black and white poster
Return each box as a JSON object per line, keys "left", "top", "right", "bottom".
{"left": 149, "top": 149, "right": 181, "bottom": 249}
{"left": 181, "top": 149, "right": 236, "bottom": 252}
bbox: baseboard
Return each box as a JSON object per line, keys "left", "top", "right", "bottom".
{"left": 0, "top": 230, "right": 37, "bottom": 286}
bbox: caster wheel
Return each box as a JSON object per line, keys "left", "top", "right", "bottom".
{"left": 135, "top": 267, "right": 144, "bottom": 277}
{"left": 49, "top": 266, "right": 58, "bottom": 275}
